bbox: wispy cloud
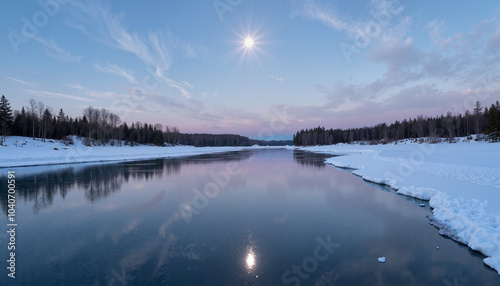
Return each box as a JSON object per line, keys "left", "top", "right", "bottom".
{"left": 291, "top": 0, "right": 354, "bottom": 34}
{"left": 66, "top": 83, "right": 84, "bottom": 90}
{"left": 24, "top": 89, "right": 93, "bottom": 102}
{"left": 34, "top": 37, "right": 82, "bottom": 63}
{"left": 270, "top": 73, "right": 284, "bottom": 82}
{"left": 93, "top": 62, "right": 139, "bottom": 84}
{"left": 291, "top": 0, "right": 404, "bottom": 40}
{"left": 426, "top": 20, "right": 451, "bottom": 49}
{"left": 5, "top": 76, "right": 36, "bottom": 86}
{"left": 65, "top": 2, "right": 163, "bottom": 67}
{"left": 66, "top": 1, "right": 194, "bottom": 97}
{"left": 155, "top": 72, "right": 192, "bottom": 98}
{"left": 166, "top": 31, "right": 212, "bottom": 60}
{"left": 66, "top": 82, "right": 123, "bottom": 99}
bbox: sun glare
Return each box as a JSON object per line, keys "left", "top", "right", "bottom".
{"left": 228, "top": 22, "right": 270, "bottom": 67}
{"left": 246, "top": 252, "right": 255, "bottom": 268}
{"left": 244, "top": 37, "right": 254, "bottom": 49}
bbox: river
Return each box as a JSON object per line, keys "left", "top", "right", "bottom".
{"left": 0, "top": 149, "right": 498, "bottom": 285}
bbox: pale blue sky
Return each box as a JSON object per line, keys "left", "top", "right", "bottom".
{"left": 1, "top": 0, "right": 500, "bottom": 139}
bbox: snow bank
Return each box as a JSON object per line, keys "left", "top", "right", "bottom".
{"left": 292, "top": 140, "right": 500, "bottom": 275}
{"left": 0, "top": 136, "right": 242, "bottom": 168}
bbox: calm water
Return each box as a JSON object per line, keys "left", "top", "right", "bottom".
{"left": 0, "top": 149, "right": 498, "bottom": 285}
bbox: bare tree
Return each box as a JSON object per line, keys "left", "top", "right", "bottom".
{"left": 443, "top": 111, "right": 455, "bottom": 141}
{"left": 98, "top": 108, "right": 110, "bottom": 144}
{"left": 83, "top": 106, "right": 97, "bottom": 143}
{"left": 36, "top": 101, "right": 45, "bottom": 138}
{"left": 109, "top": 113, "right": 121, "bottom": 145}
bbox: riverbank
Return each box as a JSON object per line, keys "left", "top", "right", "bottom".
{"left": 0, "top": 136, "right": 242, "bottom": 168}
{"left": 292, "top": 139, "right": 500, "bottom": 275}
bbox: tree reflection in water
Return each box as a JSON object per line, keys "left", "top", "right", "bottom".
{"left": 293, "top": 150, "right": 335, "bottom": 169}
{"left": 0, "top": 151, "right": 252, "bottom": 215}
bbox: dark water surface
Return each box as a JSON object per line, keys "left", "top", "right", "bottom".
{"left": 0, "top": 149, "right": 498, "bottom": 285}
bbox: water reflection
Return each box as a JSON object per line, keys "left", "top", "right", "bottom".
{"left": 0, "top": 151, "right": 251, "bottom": 216}
{"left": 1, "top": 149, "right": 498, "bottom": 286}
{"left": 293, "top": 150, "right": 431, "bottom": 209}
{"left": 245, "top": 250, "right": 256, "bottom": 270}
{"left": 293, "top": 150, "right": 334, "bottom": 168}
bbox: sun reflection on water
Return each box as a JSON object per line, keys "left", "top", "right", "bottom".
{"left": 246, "top": 251, "right": 256, "bottom": 269}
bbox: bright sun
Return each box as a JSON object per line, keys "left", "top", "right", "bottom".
{"left": 244, "top": 37, "right": 254, "bottom": 49}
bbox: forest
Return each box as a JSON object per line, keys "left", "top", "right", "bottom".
{"left": 0, "top": 95, "right": 262, "bottom": 147}
{"left": 293, "top": 101, "right": 500, "bottom": 146}
{"left": 1, "top": 95, "right": 498, "bottom": 147}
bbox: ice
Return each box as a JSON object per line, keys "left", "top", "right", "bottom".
{"left": 378, "top": 257, "right": 386, "bottom": 263}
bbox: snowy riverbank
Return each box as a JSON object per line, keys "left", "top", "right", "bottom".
{"left": 292, "top": 139, "right": 500, "bottom": 275}
{"left": 0, "top": 136, "right": 242, "bottom": 168}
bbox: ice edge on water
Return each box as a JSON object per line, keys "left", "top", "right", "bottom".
{"left": 293, "top": 141, "right": 500, "bottom": 275}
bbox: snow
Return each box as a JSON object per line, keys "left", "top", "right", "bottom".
{"left": 378, "top": 257, "right": 386, "bottom": 263}
{"left": 292, "top": 138, "right": 500, "bottom": 275}
{"left": 0, "top": 136, "right": 242, "bottom": 168}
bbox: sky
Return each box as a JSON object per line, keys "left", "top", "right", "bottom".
{"left": 1, "top": 0, "right": 500, "bottom": 140}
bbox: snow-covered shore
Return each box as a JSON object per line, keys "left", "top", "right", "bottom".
{"left": 0, "top": 136, "right": 242, "bottom": 168}
{"left": 292, "top": 139, "right": 500, "bottom": 275}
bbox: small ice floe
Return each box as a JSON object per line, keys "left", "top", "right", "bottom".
{"left": 378, "top": 257, "right": 386, "bottom": 263}
{"left": 436, "top": 246, "right": 439, "bottom": 249}
{"left": 419, "top": 203, "right": 426, "bottom": 207}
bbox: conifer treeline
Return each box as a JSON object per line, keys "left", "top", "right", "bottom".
{"left": 0, "top": 96, "right": 255, "bottom": 147}
{"left": 293, "top": 101, "right": 500, "bottom": 146}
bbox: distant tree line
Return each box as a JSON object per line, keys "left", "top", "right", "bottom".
{"left": 164, "top": 133, "right": 252, "bottom": 147}
{"left": 294, "top": 100, "right": 500, "bottom": 146}
{"left": 0, "top": 95, "right": 268, "bottom": 147}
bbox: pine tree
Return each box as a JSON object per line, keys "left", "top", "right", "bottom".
{"left": 20, "top": 107, "right": 28, "bottom": 136}
{"left": 486, "top": 104, "right": 500, "bottom": 141}
{"left": 0, "top": 95, "right": 14, "bottom": 145}
{"left": 42, "top": 108, "right": 52, "bottom": 142}
{"left": 496, "top": 101, "right": 500, "bottom": 119}
{"left": 57, "top": 108, "right": 66, "bottom": 122}
{"left": 153, "top": 131, "right": 164, "bottom": 146}
{"left": 473, "top": 101, "right": 483, "bottom": 140}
